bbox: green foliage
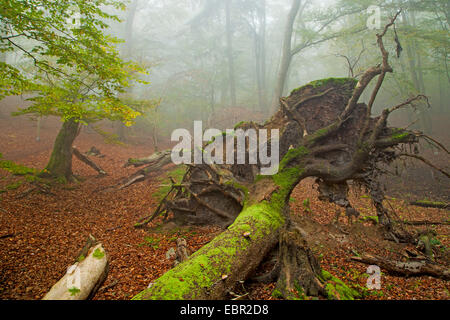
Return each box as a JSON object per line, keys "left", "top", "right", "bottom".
{"left": 68, "top": 287, "right": 81, "bottom": 296}
{"left": 91, "top": 125, "right": 126, "bottom": 146}
{"left": 1, "top": 0, "right": 148, "bottom": 126}
{"left": 303, "top": 198, "right": 312, "bottom": 213}
{"left": 138, "top": 236, "right": 161, "bottom": 249}
{"left": 0, "top": 157, "right": 36, "bottom": 176}
{"left": 92, "top": 248, "right": 105, "bottom": 259}
{"left": 321, "top": 270, "right": 360, "bottom": 300}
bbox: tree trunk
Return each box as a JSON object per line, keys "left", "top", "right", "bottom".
{"left": 270, "top": 0, "right": 301, "bottom": 111}
{"left": 225, "top": 0, "right": 237, "bottom": 107}
{"left": 43, "top": 118, "right": 80, "bottom": 180}
{"left": 116, "top": 0, "right": 139, "bottom": 142}
{"left": 254, "top": 0, "right": 267, "bottom": 111}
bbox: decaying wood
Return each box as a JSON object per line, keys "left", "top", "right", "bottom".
{"left": 73, "top": 147, "right": 107, "bottom": 176}
{"left": 134, "top": 12, "right": 449, "bottom": 300}
{"left": 43, "top": 236, "right": 109, "bottom": 300}
{"left": 409, "top": 201, "right": 449, "bottom": 210}
{"left": 124, "top": 150, "right": 171, "bottom": 168}
{"left": 175, "top": 238, "right": 190, "bottom": 265}
{"left": 351, "top": 253, "right": 450, "bottom": 280}
{"left": 275, "top": 225, "right": 325, "bottom": 298}
{"left": 396, "top": 219, "right": 449, "bottom": 226}
{"left": 119, "top": 150, "right": 172, "bottom": 190}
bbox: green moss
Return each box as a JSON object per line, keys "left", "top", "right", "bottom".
{"left": 133, "top": 200, "right": 286, "bottom": 300}
{"left": 68, "top": 287, "right": 81, "bottom": 296}
{"left": 291, "top": 77, "right": 358, "bottom": 95}
{"left": 152, "top": 165, "right": 187, "bottom": 201}
{"left": 5, "top": 181, "right": 23, "bottom": 190}
{"left": 56, "top": 175, "right": 68, "bottom": 185}
{"left": 360, "top": 215, "right": 379, "bottom": 224}
{"left": 279, "top": 147, "right": 309, "bottom": 171}
{"left": 92, "top": 248, "right": 105, "bottom": 259}
{"left": 304, "top": 124, "right": 338, "bottom": 145}
{"left": 415, "top": 200, "right": 447, "bottom": 207}
{"left": 272, "top": 289, "right": 283, "bottom": 299}
{"left": 390, "top": 131, "right": 410, "bottom": 142}
{"left": 294, "top": 282, "right": 307, "bottom": 300}
{"left": 138, "top": 236, "right": 161, "bottom": 249}
{"left": 225, "top": 180, "right": 249, "bottom": 202}
{"left": 303, "top": 198, "right": 311, "bottom": 213}
{"left": 233, "top": 121, "right": 248, "bottom": 129}
{"left": 0, "top": 157, "right": 36, "bottom": 176}
{"left": 321, "top": 270, "right": 360, "bottom": 300}
{"left": 77, "top": 255, "right": 85, "bottom": 263}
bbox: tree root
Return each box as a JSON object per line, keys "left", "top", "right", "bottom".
{"left": 275, "top": 226, "right": 325, "bottom": 299}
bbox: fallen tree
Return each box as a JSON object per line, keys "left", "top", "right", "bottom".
{"left": 43, "top": 236, "right": 109, "bottom": 300}
{"left": 351, "top": 254, "right": 450, "bottom": 280}
{"left": 133, "top": 13, "right": 449, "bottom": 300}
{"left": 119, "top": 150, "right": 172, "bottom": 190}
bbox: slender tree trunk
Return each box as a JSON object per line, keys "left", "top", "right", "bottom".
{"left": 271, "top": 0, "right": 301, "bottom": 111}
{"left": 44, "top": 119, "right": 80, "bottom": 180}
{"left": 401, "top": 11, "right": 432, "bottom": 133}
{"left": 254, "top": 31, "right": 263, "bottom": 111}
{"left": 225, "top": 0, "right": 237, "bottom": 107}
{"left": 410, "top": 11, "right": 432, "bottom": 134}
{"left": 260, "top": 0, "right": 267, "bottom": 110}
{"left": 254, "top": 0, "right": 267, "bottom": 111}
{"left": 117, "top": 0, "right": 139, "bottom": 142}
{"left": 402, "top": 12, "right": 420, "bottom": 91}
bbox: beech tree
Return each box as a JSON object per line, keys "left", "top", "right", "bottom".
{"left": 0, "top": 0, "right": 147, "bottom": 180}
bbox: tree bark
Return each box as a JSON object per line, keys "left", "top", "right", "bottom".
{"left": 43, "top": 238, "right": 109, "bottom": 300}
{"left": 225, "top": 0, "right": 237, "bottom": 107}
{"left": 43, "top": 118, "right": 80, "bottom": 180}
{"left": 270, "top": 0, "right": 301, "bottom": 111}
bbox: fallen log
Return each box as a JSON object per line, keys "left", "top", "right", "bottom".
{"left": 395, "top": 220, "right": 450, "bottom": 226}
{"left": 43, "top": 238, "right": 109, "bottom": 300}
{"left": 351, "top": 254, "right": 450, "bottom": 280}
{"left": 73, "top": 147, "right": 107, "bottom": 176}
{"left": 125, "top": 150, "right": 171, "bottom": 168}
{"left": 410, "top": 201, "right": 449, "bottom": 210}
{"left": 119, "top": 150, "right": 172, "bottom": 189}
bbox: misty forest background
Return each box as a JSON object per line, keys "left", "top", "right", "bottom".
{"left": 0, "top": 0, "right": 449, "bottom": 301}
{"left": 2, "top": 0, "right": 449, "bottom": 147}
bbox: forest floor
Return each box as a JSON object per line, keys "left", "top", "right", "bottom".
{"left": 0, "top": 114, "right": 448, "bottom": 300}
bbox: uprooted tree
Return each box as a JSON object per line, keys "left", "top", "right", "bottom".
{"left": 131, "top": 13, "right": 449, "bottom": 300}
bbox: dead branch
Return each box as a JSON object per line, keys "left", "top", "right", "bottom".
{"left": 73, "top": 147, "right": 107, "bottom": 176}
{"left": 398, "top": 153, "right": 450, "bottom": 178}
{"left": 395, "top": 219, "right": 449, "bottom": 226}
{"left": 352, "top": 253, "right": 450, "bottom": 280}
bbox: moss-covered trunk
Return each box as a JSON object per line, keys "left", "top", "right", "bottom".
{"left": 44, "top": 118, "right": 80, "bottom": 180}
{"left": 134, "top": 201, "right": 285, "bottom": 300}
{"left": 132, "top": 23, "right": 433, "bottom": 298}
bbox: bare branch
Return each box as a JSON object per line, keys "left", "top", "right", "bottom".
{"left": 398, "top": 153, "right": 450, "bottom": 178}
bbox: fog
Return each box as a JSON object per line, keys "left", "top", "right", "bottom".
{"left": 1, "top": 0, "right": 449, "bottom": 145}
